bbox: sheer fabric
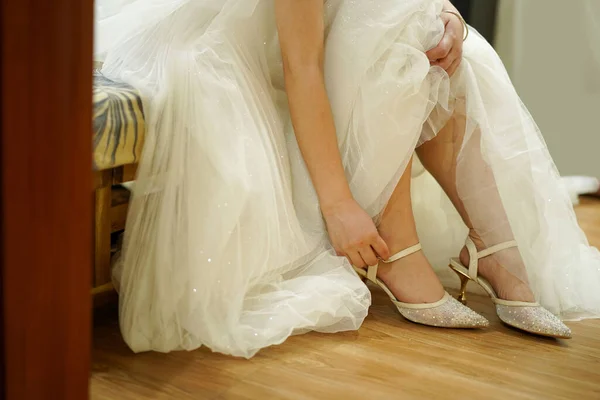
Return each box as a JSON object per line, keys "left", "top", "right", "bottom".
{"left": 95, "top": 0, "right": 600, "bottom": 358}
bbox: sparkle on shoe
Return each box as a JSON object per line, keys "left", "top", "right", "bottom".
{"left": 397, "top": 296, "right": 490, "bottom": 329}
{"left": 495, "top": 305, "right": 572, "bottom": 338}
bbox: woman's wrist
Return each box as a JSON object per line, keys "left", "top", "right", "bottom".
{"left": 319, "top": 188, "right": 355, "bottom": 216}
{"left": 442, "top": 0, "right": 468, "bottom": 41}
{"left": 442, "top": 10, "right": 468, "bottom": 41}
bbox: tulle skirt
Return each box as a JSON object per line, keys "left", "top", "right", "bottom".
{"left": 95, "top": 0, "right": 600, "bottom": 358}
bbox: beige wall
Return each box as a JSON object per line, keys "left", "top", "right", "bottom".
{"left": 495, "top": 0, "right": 600, "bottom": 177}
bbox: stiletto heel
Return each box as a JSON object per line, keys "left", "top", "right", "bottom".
{"left": 452, "top": 267, "right": 470, "bottom": 305}
{"left": 449, "top": 237, "right": 572, "bottom": 339}
{"left": 354, "top": 243, "right": 488, "bottom": 329}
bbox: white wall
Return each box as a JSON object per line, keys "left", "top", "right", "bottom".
{"left": 495, "top": 0, "right": 600, "bottom": 177}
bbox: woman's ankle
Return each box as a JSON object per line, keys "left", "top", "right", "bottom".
{"left": 467, "top": 227, "right": 517, "bottom": 250}
{"left": 377, "top": 222, "right": 420, "bottom": 256}
{"left": 377, "top": 250, "right": 445, "bottom": 303}
{"left": 461, "top": 230, "right": 535, "bottom": 302}
{"left": 460, "top": 230, "right": 484, "bottom": 266}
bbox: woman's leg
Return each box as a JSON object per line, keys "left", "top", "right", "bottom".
{"left": 416, "top": 112, "right": 535, "bottom": 302}
{"left": 376, "top": 157, "right": 446, "bottom": 303}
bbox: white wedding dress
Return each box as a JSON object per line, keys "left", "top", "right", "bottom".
{"left": 95, "top": 0, "right": 600, "bottom": 358}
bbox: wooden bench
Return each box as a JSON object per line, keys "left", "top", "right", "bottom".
{"left": 92, "top": 71, "right": 144, "bottom": 300}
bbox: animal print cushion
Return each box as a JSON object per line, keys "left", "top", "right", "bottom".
{"left": 93, "top": 72, "right": 145, "bottom": 170}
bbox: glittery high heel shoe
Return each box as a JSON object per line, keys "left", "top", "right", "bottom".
{"left": 353, "top": 243, "right": 489, "bottom": 329}
{"left": 449, "top": 237, "right": 572, "bottom": 339}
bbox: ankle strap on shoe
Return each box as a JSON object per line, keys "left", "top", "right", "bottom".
{"left": 466, "top": 237, "right": 518, "bottom": 280}
{"left": 367, "top": 243, "right": 421, "bottom": 282}
{"left": 478, "top": 241, "right": 518, "bottom": 259}
{"left": 383, "top": 243, "right": 422, "bottom": 264}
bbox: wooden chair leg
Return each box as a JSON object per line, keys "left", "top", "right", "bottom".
{"left": 94, "top": 183, "right": 113, "bottom": 288}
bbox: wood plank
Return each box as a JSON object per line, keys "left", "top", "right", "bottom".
{"left": 91, "top": 198, "right": 600, "bottom": 400}
{"left": 95, "top": 185, "right": 113, "bottom": 287}
{"left": 94, "top": 170, "right": 112, "bottom": 190}
{"left": 122, "top": 164, "right": 138, "bottom": 183}
{"left": 1, "top": 0, "right": 94, "bottom": 398}
{"left": 110, "top": 203, "right": 129, "bottom": 232}
{"left": 111, "top": 165, "right": 138, "bottom": 186}
{"left": 110, "top": 185, "right": 131, "bottom": 233}
{"left": 92, "top": 283, "right": 115, "bottom": 296}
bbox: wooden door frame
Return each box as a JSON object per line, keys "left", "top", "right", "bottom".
{"left": 1, "top": 0, "right": 94, "bottom": 398}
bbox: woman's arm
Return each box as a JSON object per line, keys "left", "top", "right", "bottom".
{"left": 275, "top": 0, "right": 389, "bottom": 266}
{"left": 275, "top": 0, "right": 350, "bottom": 211}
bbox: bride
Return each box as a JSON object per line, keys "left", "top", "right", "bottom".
{"left": 95, "top": 0, "right": 600, "bottom": 358}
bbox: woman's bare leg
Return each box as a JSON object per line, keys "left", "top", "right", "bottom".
{"left": 416, "top": 113, "right": 535, "bottom": 302}
{"left": 376, "top": 157, "right": 446, "bottom": 303}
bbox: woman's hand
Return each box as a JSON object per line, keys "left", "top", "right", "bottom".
{"left": 322, "top": 198, "right": 390, "bottom": 268}
{"left": 426, "top": 11, "right": 465, "bottom": 76}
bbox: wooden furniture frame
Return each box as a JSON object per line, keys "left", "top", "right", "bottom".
{"left": 93, "top": 164, "right": 137, "bottom": 297}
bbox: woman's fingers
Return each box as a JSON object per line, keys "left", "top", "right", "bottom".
{"left": 346, "top": 250, "right": 366, "bottom": 268}
{"left": 426, "top": 35, "right": 452, "bottom": 62}
{"left": 358, "top": 246, "right": 378, "bottom": 267}
{"left": 371, "top": 234, "right": 390, "bottom": 260}
{"left": 431, "top": 44, "right": 462, "bottom": 75}
{"left": 434, "top": 52, "right": 455, "bottom": 71}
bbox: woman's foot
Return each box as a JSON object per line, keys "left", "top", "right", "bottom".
{"left": 376, "top": 222, "right": 445, "bottom": 304}
{"left": 358, "top": 234, "right": 489, "bottom": 329}
{"left": 365, "top": 206, "right": 489, "bottom": 328}
{"left": 459, "top": 230, "right": 535, "bottom": 302}
{"left": 377, "top": 249, "right": 446, "bottom": 304}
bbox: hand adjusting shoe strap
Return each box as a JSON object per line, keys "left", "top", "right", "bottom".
{"left": 367, "top": 243, "right": 422, "bottom": 282}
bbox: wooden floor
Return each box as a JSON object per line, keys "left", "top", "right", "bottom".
{"left": 91, "top": 197, "right": 600, "bottom": 400}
